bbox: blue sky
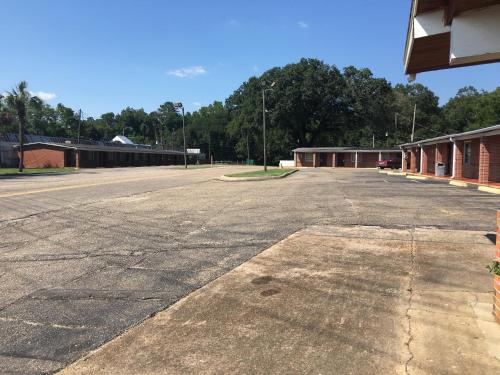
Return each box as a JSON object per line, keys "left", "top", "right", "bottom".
{"left": 1, "top": 0, "right": 499, "bottom": 117}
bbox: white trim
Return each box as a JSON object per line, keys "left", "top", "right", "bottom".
{"left": 419, "top": 147, "right": 424, "bottom": 173}
{"left": 454, "top": 128, "right": 500, "bottom": 141}
{"left": 400, "top": 124, "right": 500, "bottom": 148}
{"left": 463, "top": 140, "right": 472, "bottom": 166}
{"left": 451, "top": 141, "right": 457, "bottom": 178}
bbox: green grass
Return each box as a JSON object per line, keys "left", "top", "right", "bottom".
{"left": 225, "top": 168, "right": 297, "bottom": 178}
{"left": 0, "top": 168, "right": 78, "bottom": 175}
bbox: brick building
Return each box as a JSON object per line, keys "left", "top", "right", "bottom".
{"left": 293, "top": 147, "right": 401, "bottom": 168}
{"left": 17, "top": 142, "right": 187, "bottom": 168}
{"left": 400, "top": 124, "right": 500, "bottom": 185}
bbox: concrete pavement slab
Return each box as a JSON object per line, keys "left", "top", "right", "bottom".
{"left": 60, "top": 225, "right": 500, "bottom": 375}
{"left": 57, "top": 226, "right": 406, "bottom": 374}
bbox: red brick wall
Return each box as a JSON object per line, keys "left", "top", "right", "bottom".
{"left": 463, "top": 139, "right": 480, "bottom": 180}
{"left": 357, "top": 153, "right": 379, "bottom": 168}
{"left": 479, "top": 138, "right": 490, "bottom": 184}
{"left": 343, "top": 154, "right": 355, "bottom": 167}
{"left": 295, "top": 152, "right": 313, "bottom": 167}
{"left": 410, "top": 148, "right": 417, "bottom": 173}
{"left": 454, "top": 142, "right": 463, "bottom": 179}
{"left": 486, "top": 135, "right": 500, "bottom": 183}
{"left": 421, "top": 147, "right": 428, "bottom": 173}
{"left": 22, "top": 147, "right": 65, "bottom": 168}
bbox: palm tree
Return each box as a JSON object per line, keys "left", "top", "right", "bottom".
{"left": 6, "top": 81, "right": 31, "bottom": 172}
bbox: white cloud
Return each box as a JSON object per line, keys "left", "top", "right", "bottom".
{"left": 298, "top": 21, "right": 309, "bottom": 29}
{"left": 167, "top": 66, "right": 207, "bottom": 78}
{"left": 30, "top": 91, "right": 57, "bottom": 101}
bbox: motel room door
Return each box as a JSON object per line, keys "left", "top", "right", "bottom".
{"left": 64, "top": 150, "right": 76, "bottom": 167}
{"left": 336, "top": 153, "right": 345, "bottom": 167}
{"left": 319, "top": 153, "right": 328, "bottom": 167}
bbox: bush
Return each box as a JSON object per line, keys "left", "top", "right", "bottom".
{"left": 487, "top": 261, "right": 500, "bottom": 276}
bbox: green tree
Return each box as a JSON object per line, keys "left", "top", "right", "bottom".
{"left": 5, "top": 81, "right": 31, "bottom": 171}
{"left": 442, "top": 86, "right": 483, "bottom": 133}
{"left": 393, "top": 83, "right": 442, "bottom": 142}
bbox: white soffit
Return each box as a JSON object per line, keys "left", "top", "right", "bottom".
{"left": 414, "top": 10, "right": 450, "bottom": 38}
{"left": 450, "top": 4, "right": 500, "bottom": 65}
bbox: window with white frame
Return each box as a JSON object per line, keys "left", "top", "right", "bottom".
{"left": 304, "top": 153, "right": 313, "bottom": 163}
{"left": 463, "top": 141, "right": 472, "bottom": 165}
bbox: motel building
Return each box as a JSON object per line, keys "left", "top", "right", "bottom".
{"left": 400, "top": 124, "right": 500, "bottom": 186}
{"left": 293, "top": 147, "right": 401, "bottom": 168}
{"left": 16, "top": 142, "right": 187, "bottom": 168}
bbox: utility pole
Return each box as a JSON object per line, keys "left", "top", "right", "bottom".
{"left": 411, "top": 104, "right": 417, "bottom": 142}
{"left": 262, "top": 89, "right": 267, "bottom": 171}
{"left": 395, "top": 113, "right": 399, "bottom": 145}
{"left": 208, "top": 128, "right": 211, "bottom": 163}
{"left": 77, "top": 109, "right": 82, "bottom": 143}
{"left": 246, "top": 132, "right": 250, "bottom": 164}
{"left": 372, "top": 133, "right": 375, "bottom": 148}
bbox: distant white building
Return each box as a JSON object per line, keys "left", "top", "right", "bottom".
{"left": 112, "top": 135, "right": 135, "bottom": 145}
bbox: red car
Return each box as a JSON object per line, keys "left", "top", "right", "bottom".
{"left": 377, "top": 159, "right": 400, "bottom": 169}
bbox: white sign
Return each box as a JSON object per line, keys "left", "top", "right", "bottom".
{"left": 187, "top": 148, "right": 200, "bottom": 154}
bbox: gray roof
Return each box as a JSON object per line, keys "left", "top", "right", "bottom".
{"left": 400, "top": 124, "right": 500, "bottom": 148}
{"left": 16, "top": 142, "right": 185, "bottom": 155}
{"left": 293, "top": 147, "right": 400, "bottom": 153}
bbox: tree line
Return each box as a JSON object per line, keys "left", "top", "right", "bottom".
{"left": 1, "top": 58, "right": 499, "bottom": 164}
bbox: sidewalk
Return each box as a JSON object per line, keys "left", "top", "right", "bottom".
{"left": 60, "top": 226, "right": 500, "bottom": 375}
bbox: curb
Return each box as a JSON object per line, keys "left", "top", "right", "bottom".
{"left": 219, "top": 169, "right": 298, "bottom": 182}
{"left": 478, "top": 185, "right": 500, "bottom": 195}
{"left": 406, "top": 174, "right": 428, "bottom": 181}
{"left": 449, "top": 180, "right": 468, "bottom": 187}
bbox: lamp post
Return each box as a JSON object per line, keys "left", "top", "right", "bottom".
{"left": 174, "top": 102, "right": 187, "bottom": 169}
{"left": 77, "top": 109, "right": 82, "bottom": 143}
{"left": 262, "top": 82, "right": 275, "bottom": 172}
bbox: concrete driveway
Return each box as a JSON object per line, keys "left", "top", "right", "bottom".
{"left": 0, "top": 167, "right": 499, "bottom": 374}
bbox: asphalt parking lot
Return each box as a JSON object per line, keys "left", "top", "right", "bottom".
{"left": 1, "top": 166, "right": 499, "bottom": 374}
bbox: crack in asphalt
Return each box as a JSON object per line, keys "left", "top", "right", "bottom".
{"left": 404, "top": 227, "right": 416, "bottom": 375}
{"left": 0, "top": 317, "right": 87, "bottom": 330}
{"left": 0, "top": 178, "right": 213, "bottom": 225}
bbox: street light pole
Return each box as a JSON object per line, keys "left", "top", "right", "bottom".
{"left": 262, "top": 89, "right": 267, "bottom": 172}
{"left": 174, "top": 102, "right": 187, "bottom": 169}
{"left": 182, "top": 106, "right": 187, "bottom": 169}
{"left": 77, "top": 109, "right": 82, "bottom": 143}
{"left": 262, "top": 82, "right": 275, "bottom": 172}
